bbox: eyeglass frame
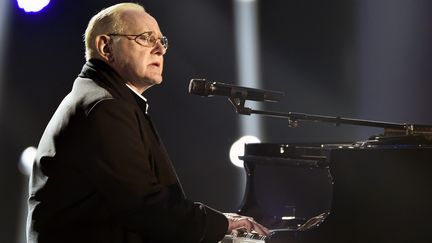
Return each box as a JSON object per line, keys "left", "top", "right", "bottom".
{"left": 107, "top": 31, "right": 168, "bottom": 50}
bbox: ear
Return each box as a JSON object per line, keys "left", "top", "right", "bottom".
{"left": 95, "top": 35, "right": 113, "bottom": 62}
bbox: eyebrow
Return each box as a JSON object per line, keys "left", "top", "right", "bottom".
{"left": 141, "top": 30, "right": 164, "bottom": 37}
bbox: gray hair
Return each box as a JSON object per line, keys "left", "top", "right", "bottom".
{"left": 84, "top": 2, "right": 145, "bottom": 60}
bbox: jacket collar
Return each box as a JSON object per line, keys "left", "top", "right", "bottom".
{"left": 78, "top": 58, "right": 137, "bottom": 105}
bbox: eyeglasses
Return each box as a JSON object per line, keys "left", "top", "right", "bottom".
{"left": 107, "top": 31, "right": 168, "bottom": 50}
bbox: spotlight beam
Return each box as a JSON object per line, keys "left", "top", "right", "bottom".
{"left": 234, "top": 0, "right": 263, "bottom": 140}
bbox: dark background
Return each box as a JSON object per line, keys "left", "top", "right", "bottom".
{"left": 1, "top": 0, "right": 431, "bottom": 242}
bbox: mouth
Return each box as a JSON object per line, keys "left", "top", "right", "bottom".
{"left": 149, "top": 62, "right": 161, "bottom": 67}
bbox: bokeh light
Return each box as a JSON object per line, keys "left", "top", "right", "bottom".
{"left": 229, "top": 135, "right": 261, "bottom": 168}
{"left": 17, "top": 0, "right": 50, "bottom": 13}
{"left": 18, "top": 146, "right": 36, "bottom": 176}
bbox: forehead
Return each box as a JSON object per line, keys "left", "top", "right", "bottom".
{"left": 120, "top": 10, "right": 161, "bottom": 34}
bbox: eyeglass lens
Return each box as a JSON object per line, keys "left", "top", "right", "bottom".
{"left": 135, "top": 33, "right": 167, "bottom": 49}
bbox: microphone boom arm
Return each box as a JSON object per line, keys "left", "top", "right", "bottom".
{"left": 228, "top": 97, "right": 424, "bottom": 135}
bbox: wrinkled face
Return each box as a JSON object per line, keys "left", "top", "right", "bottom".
{"left": 109, "top": 10, "right": 166, "bottom": 92}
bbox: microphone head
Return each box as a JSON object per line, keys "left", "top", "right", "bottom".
{"left": 188, "top": 79, "right": 211, "bottom": 96}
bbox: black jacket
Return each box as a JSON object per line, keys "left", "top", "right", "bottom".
{"left": 27, "top": 59, "right": 228, "bottom": 243}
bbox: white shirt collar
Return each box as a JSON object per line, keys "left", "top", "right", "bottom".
{"left": 125, "top": 83, "right": 149, "bottom": 114}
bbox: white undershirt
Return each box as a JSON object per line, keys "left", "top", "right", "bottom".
{"left": 125, "top": 83, "right": 149, "bottom": 114}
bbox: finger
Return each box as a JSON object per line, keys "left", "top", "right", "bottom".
{"left": 236, "top": 218, "right": 254, "bottom": 232}
{"left": 245, "top": 218, "right": 269, "bottom": 236}
{"left": 251, "top": 222, "right": 270, "bottom": 236}
{"left": 241, "top": 219, "right": 254, "bottom": 232}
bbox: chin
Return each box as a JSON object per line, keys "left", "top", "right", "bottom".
{"left": 151, "top": 75, "right": 163, "bottom": 84}
{"left": 143, "top": 76, "right": 163, "bottom": 86}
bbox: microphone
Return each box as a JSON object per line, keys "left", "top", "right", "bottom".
{"left": 188, "top": 79, "right": 284, "bottom": 102}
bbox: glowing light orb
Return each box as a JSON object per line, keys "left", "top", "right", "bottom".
{"left": 19, "top": 146, "right": 37, "bottom": 176}
{"left": 17, "top": 0, "right": 50, "bottom": 13}
{"left": 229, "top": 135, "right": 260, "bottom": 168}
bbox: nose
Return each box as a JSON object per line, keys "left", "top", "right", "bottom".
{"left": 152, "top": 39, "right": 167, "bottom": 56}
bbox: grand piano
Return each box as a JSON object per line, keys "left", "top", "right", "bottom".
{"left": 238, "top": 132, "right": 432, "bottom": 243}
{"left": 188, "top": 79, "right": 432, "bottom": 243}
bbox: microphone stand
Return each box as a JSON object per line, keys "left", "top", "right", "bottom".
{"left": 228, "top": 97, "right": 432, "bottom": 136}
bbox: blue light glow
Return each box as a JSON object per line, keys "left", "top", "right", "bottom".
{"left": 17, "top": 0, "right": 50, "bottom": 13}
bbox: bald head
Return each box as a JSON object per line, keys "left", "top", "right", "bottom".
{"left": 84, "top": 3, "right": 146, "bottom": 61}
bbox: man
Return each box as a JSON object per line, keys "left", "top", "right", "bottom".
{"left": 27, "top": 2, "right": 269, "bottom": 243}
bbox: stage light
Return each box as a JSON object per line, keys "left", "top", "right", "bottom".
{"left": 234, "top": 0, "right": 263, "bottom": 140}
{"left": 229, "top": 135, "right": 261, "bottom": 168}
{"left": 18, "top": 146, "right": 37, "bottom": 176}
{"left": 17, "top": 0, "right": 50, "bottom": 13}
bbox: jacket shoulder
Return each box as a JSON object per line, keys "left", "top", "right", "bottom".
{"left": 71, "top": 77, "right": 114, "bottom": 115}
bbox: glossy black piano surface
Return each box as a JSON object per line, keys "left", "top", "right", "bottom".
{"left": 238, "top": 137, "right": 432, "bottom": 243}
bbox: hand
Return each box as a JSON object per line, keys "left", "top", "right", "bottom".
{"left": 223, "top": 213, "right": 270, "bottom": 236}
